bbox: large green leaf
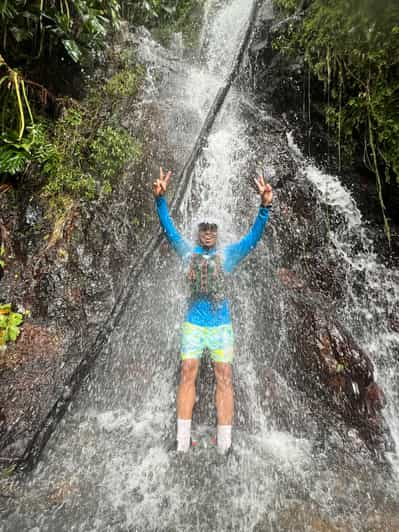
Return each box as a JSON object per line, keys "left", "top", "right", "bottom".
{"left": 62, "top": 39, "right": 82, "bottom": 62}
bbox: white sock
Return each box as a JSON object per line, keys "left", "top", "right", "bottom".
{"left": 177, "top": 418, "right": 192, "bottom": 452}
{"left": 217, "top": 425, "right": 232, "bottom": 453}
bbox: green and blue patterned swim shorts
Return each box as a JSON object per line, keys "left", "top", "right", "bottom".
{"left": 180, "top": 322, "right": 234, "bottom": 363}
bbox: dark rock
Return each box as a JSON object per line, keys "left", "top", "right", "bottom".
{"left": 283, "top": 292, "right": 393, "bottom": 454}
{"left": 0, "top": 31, "right": 165, "bottom": 471}
{"left": 245, "top": 10, "right": 396, "bottom": 459}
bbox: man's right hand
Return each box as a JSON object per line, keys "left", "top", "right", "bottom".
{"left": 153, "top": 166, "right": 172, "bottom": 197}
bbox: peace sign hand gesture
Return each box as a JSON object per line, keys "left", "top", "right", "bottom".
{"left": 254, "top": 175, "right": 273, "bottom": 207}
{"left": 153, "top": 167, "right": 172, "bottom": 197}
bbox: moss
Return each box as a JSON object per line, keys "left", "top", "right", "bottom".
{"left": 104, "top": 67, "right": 142, "bottom": 97}
{"left": 89, "top": 125, "right": 142, "bottom": 181}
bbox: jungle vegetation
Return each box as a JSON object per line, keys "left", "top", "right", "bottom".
{"left": 0, "top": 0, "right": 203, "bottom": 344}
{"left": 0, "top": 0, "right": 202, "bottom": 209}
{"left": 273, "top": 0, "right": 399, "bottom": 236}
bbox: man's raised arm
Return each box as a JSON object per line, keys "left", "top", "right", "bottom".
{"left": 223, "top": 176, "right": 273, "bottom": 273}
{"left": 153, "top": 167, "right": 191, "bottom": 258}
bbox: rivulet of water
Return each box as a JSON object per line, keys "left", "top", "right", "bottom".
{"left": 2, "top": 1, "right": 399, "bottom": 531}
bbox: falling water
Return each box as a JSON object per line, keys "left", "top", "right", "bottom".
{"left": 2, "top": 1, "right": 399, "bottom": 530}
{"left": 288, "top": 133, "right": 399, "bottom": 475}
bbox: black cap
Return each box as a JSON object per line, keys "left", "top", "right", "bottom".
{"left": 198, "top": 222, "right": 218, "bottom": 232}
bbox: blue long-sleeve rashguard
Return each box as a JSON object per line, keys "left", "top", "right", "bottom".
{"left": 156, "top": 196, "right": 270, "bottom": 327}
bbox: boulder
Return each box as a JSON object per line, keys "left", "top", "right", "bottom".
{"left": 281, "top": 283, "right": 394, "bottom": 455}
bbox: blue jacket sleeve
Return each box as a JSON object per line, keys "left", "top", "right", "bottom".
{"left": 156, "top": 196, "right": 192, "bottom": 258}
{"left": 223, "top": 206, "right": 270, "bottom": 273}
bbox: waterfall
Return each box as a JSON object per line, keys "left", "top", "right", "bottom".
{"left": 4, "top": 1, "right": 399, "bottom": 530}
{"left": 288, "top": 133, "right": 399, "bottom": 475}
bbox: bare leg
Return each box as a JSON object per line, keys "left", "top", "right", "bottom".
{"left": 214, "top": 362, "right": 234, "bottom": 425}
{"left": 177, "top": 359, "right": 200, "bottom": 419}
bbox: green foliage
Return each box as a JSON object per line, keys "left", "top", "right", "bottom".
{"left": 0, "top": 143, "right": 29, "bottom": 175}
{"left": 0, "top": 65, "right": 142, "bottom": 206}
{"left": 121, "top": 0, "right": 204, "bottom": 45}
{"left": 273, "top": 0, "right": 298, "bottom": 11}
{"left": 121, "top": 0, "right": 198, "bottom": 25}
{"left": 0, "top": 257, "right": 23, "bottom": 348}
{"left": 0, "top": 54, "right": 36, "bottom": 175}
{"left": 0, "top": 304, "right": 23, "bottom": 346}
{"left": 42, "top": 88, "right": 142, "bottom": 203}
{"left": 272, "top": 0, "right": 399, "bottom": 235}
{"left": 0, "top": 0, "right": 198, "bottom": 211}
{"left": 0, "top": 122, "right": 53, "bottom": 175}
{"left": 89, "top": 125, "right": 141, "bottom": 180}
{"left": 0, "top": 0, "right": 121, "bottom": 66}
{"left": 104, "top": 68, "right": 142, "bottom": 97}
{"left": 0, "top": 0, "right": 123, "bottom": 180}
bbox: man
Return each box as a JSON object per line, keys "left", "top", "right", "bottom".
{"left": 153, "top": 167, "right": 272, "bottom": 453}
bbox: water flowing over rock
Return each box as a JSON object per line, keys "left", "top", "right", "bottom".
{"left": 287, "top": 292, "right": 392, "bottom": 454}
{"left": 248, "top": 5, "right": 397, "bottom": 460}
{"left": 0, "top": 28, "right": 163, "bottom": 469}
{"left": 1, "top": 1, "right": 399, "bottom": 530}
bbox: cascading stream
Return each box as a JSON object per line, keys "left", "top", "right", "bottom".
{"left": 3, "top": 1, "right": 399, "bottom": 530}
{"left": 288, "top": 133, "right": 399, "bottom": 475}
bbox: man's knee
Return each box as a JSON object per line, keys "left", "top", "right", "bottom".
{"left": 214, "top": 363, "right": 233, "bottom": 390}
{"left": 180, "top": 359, "right": 200, "bottom": 386}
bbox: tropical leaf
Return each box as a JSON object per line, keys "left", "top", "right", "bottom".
{"left": 0, "top": 144, "right": 29, "bottom": 174}
{"left": 62, "top": 39, "right": 82, "bottom": 62}
{"left": 161, "top": 5, "right": 176, "bottom": 15}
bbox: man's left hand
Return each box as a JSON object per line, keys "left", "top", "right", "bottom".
{"left": 254, "top": 175, "right": 273, "bottom": 206}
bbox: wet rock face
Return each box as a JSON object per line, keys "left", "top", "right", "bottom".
{"left": 0, "top": 176, "right": 158, "bottom": 469}
{"left": 269, "top": 188, "right": 394, "bottom": 456}
{"left": 0, "top": 323, "right": 63, "bottom": 462}
{"left": 286, "top": 297, "right": 392, "bottom": 451}
{"left": 239, "top": 120, "right": 393, "bottom": 455}
{"left": 0, "top": 31, "right": 170, "bottom": 469}
{"left": 245, "top": 12, "right": 395, "bottom": 458}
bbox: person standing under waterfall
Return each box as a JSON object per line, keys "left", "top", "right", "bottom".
{"left": 153, "top": 167, "right": 273, "bottom": 453}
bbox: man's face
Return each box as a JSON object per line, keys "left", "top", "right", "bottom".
{"left": 198, "top": 223, "right": 218, "bottom": 248}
